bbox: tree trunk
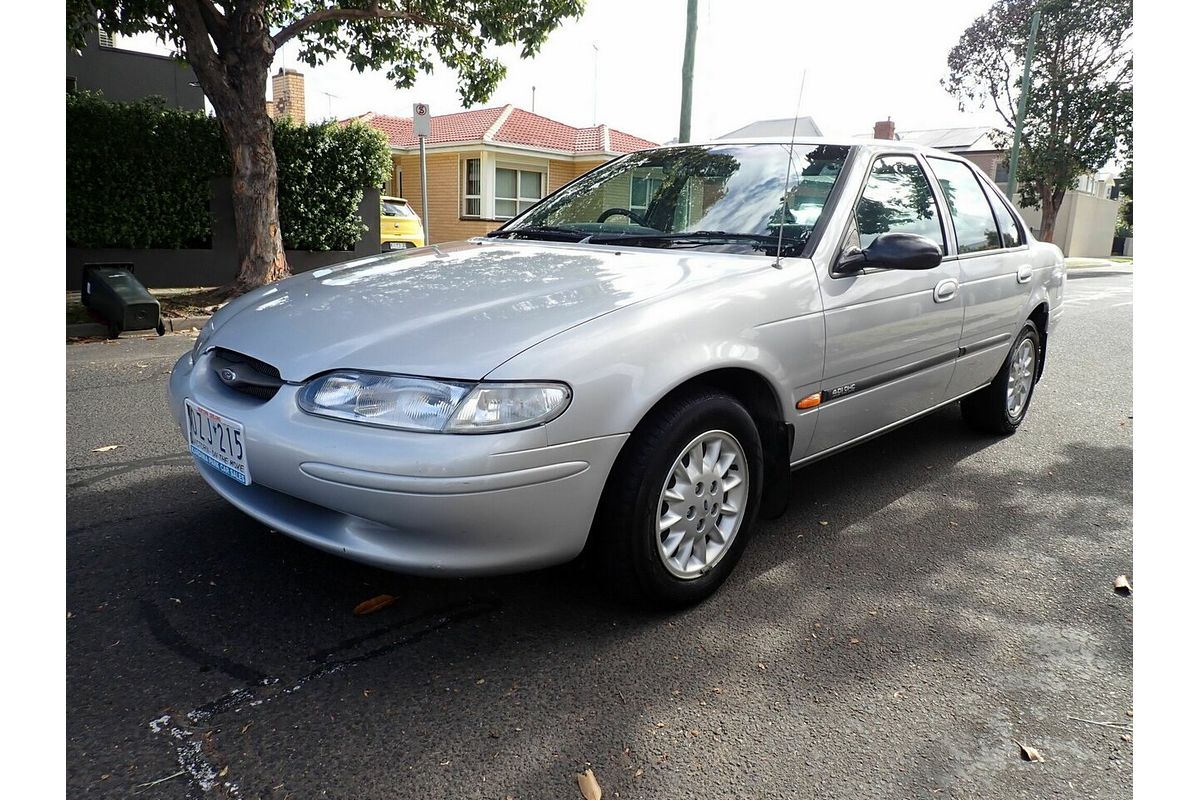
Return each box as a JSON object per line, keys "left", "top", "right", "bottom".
{"left": 221, "top": 106, "right": 289, "bottom": 294}
{"left": 1038, "top": 186, "right": 1065, "bottom": 244}
{"left": 174, "top": 0, "right": 288, "bottom": 298}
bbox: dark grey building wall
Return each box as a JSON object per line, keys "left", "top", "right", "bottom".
{"left": 66, "top": 180, "right": 382, "bottom": 289}
{"left": 67, "top": 31, "right": 205, "bottom": 111}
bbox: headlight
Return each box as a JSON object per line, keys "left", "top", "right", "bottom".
{"left": 446, "top": 382, "right": 572, "bottom": 433}
{"left": 297, "top": 372, "right": 570, "bottom": 433}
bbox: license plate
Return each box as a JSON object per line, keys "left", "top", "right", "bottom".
{"left": 185, "top": 399, "right": 250, "bottom": 485}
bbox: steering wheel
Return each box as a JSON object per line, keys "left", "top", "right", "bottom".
{"left": 597, "top": 207, "right": 649, "bottom": 227}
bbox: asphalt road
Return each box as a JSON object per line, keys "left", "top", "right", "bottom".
{"left": 67, "top": 270, "right": 1133, "bottom": 799}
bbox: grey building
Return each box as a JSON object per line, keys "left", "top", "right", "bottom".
{"left": 718, "top": 116, "right": 822, "bottom": 139}
{"left": 67, "top": 29, "right": 204, "bottom": 111}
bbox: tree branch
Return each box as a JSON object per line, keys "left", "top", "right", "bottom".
{"left": 196, "top": 0, "right": 230, "bottom": 52}
{"left": 272, "top": 2, "right": 454, "bottom": 48}
{"left": 174, "top": 0, "right": 236, "bottom": 114}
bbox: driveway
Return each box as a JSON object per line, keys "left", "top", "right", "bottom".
{"left": 67, "top": 270, "right": 1133, "bottom": 799}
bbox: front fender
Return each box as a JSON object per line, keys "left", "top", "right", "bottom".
{"left": 486, "top": 259, "right": 827, "bottom": 461}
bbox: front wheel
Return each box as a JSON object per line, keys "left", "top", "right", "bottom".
{"left": 591, "top": 391, "right": 763, "bottom": 608}
{"left": 961, "top": 321, "right": 1041, "bottom": 435}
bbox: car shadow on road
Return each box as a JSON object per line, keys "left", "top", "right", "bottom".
{"left": 67, "top": 406, "right": 1133, "bottom": 798}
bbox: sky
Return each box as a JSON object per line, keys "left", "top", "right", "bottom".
{"left": 123, "top": 0, "right": 1006, "bottom": 142}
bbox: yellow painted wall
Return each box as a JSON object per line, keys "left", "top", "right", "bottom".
{"left": 390, "top": 151, "right": 618, "bottom": 244}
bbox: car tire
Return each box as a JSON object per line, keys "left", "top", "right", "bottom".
{"left": 591, "top": 391, "right": 763, "bottom": 609}
{"left": 961, "top": 321, "right": 1042, "bottom": 435}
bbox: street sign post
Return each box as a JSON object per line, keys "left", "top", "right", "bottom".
{"left": 414, "top": 103, "right": 431, "bottom": 244}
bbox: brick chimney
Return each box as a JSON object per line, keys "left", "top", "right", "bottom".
{"left": 268, "top": 68, "right": 306, "bottom": 123}
{"left": 873, "top": 118, "right": 896, "bottom": 140}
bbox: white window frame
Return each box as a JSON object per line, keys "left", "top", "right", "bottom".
{"left": 461, "top": 157, "right": 482, "bottom": 218}
{"left": 629, "top": 172, "right": 664, "bottom": 215}
{"left": 494, "top": 162, "right": 546, "bottom": 220}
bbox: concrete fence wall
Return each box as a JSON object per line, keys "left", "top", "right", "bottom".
{"left": 1016, "top": 190, "right": 1120, "bottom": 258}
{"left": 66, "top": 178, "right": 381, "bottom": 289}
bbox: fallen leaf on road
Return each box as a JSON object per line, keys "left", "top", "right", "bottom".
{"left": 91, "top": 444, "right": 124, "bottom": 452}
{"left": 353, "top": 594, "right": 396, "bottom": 616}
{"left": 1114, "top": 575, "right": 1132, "bottom": 595}
{"left": 577, "top": 768, "right": 602, "bottom": 800}
{"left": 634, "top": 768, "right": 644, "bottom": 778}
{"left": 757, "top": 662, "right": 766, "bottom": 670}
{"left": 1121, "top": 733, "right": 1132, "bottom": 742}
{"left": 819, "top": 520, "right": 829, "bottom": 526}
{"left": 219, "top": 766, "right": 229, "bottom": 777}
{"left": 1018, "top": 743, "right": 1045, "bottom": 763}
{"left": 850, "top": 638, "right": 860, "bottom": 645}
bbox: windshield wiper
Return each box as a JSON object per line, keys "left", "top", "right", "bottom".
{"left": 588, "top": 230, "right": 806, "bottom": 254}
{"left": 487, "top": 225, "right": 588, "bottom": 242}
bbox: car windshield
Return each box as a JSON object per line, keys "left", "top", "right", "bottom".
{"left": 494, "top": 143, "right": 851, "bottom": 254}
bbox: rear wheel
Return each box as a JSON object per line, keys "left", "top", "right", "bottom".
{"left": 961, "top": 321, "right": 1041, "bottom": 435}
{"left": 592, "top": 391, "right": 763, "bottom": 608}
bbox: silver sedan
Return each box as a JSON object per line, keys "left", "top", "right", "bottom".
{"left": 168, "top": 138, "right": 1064, "bottom": 607}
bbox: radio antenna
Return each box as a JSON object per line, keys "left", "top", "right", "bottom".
{"left": 773, "top": 68, "right": 807, "bottom": 269}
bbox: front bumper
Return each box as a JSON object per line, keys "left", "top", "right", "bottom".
{"left": 168, "top": 351, "right": 626, "bottom": 575}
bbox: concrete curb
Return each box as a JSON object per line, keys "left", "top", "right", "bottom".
{"left": 67, "top": 314, "right": 211, "bottom": 340}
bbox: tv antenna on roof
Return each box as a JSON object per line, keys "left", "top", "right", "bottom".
{"left": 773, "top": 68, "right": 808, "bottom": 269}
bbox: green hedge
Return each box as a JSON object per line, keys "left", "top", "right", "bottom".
{"left": 66, "top": 92, "right": 392, "bottom": 251}
{"left": 275, "top": 119, "right": 392, "bottom": 251}
{"left": 67, "top": 92, "right": 226, "bottom": 249}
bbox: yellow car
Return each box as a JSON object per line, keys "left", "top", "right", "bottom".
{"left": 380, "top": 196, "right": 425, "bottom": 251}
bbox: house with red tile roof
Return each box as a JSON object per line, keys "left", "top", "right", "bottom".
{"left": 347, "top": 104, "right": 657, "bottom": 243}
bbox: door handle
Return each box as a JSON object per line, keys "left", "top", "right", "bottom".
{"left": 933, "top": 278, "right": 958, "bottom": 303}
{"left": 1017, "top": 265, "right": 1033, "bottom": 284}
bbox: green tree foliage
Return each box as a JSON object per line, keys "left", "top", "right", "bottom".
{"left": 66, "top": 1, "right": 585, "bottom": 295}
{"left": 943, "top": 0, "right": 1131, "bottom": 243}
{"left": 67, "top": 92, "right": 391, "bottom": 251}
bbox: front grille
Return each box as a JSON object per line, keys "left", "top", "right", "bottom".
{"left": 211, "top": 348, "right": 284, "bottom": 401}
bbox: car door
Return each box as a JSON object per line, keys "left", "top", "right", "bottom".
{"left": 805, "top": 152, "right": 962, "bottom": 457}
{"left": 924, "top": 157, "right": 1031, "bottom": 398}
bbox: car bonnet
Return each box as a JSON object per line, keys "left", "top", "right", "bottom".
{"left": 200, "top": 239, "right": 760, "bottom": 382}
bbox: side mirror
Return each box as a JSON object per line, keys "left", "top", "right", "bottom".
{"left": 835, "top": 232, "right": 942, "bottom": 274}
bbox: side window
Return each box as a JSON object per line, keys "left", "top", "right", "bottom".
{"left": 928, "top": 158, "right": 1002, "bottom": 254}
{"left": 980, "top": 179, "right": 1023, "bottom": 248}
{"left": 854, "top": 155, "right": 944, "bottom": 252}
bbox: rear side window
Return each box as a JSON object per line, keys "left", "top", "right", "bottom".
{"left": 980, "top": 180, "right": 1023, "bottom": 248}
{"left": 382, "top": 201, "right": 415, "bottom": 218}
{"left": 854, "top": 155, "right": 944, "bottom": 251}
{"left": 927, "top": 158, "right": 1002, "bottom": 254}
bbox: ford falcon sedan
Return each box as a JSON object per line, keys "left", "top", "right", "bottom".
{"left": 169, "top": 138, "right": 1065, "bottom": 607}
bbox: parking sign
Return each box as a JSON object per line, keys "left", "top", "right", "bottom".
{"left": 413, "top": 103, "right": 431, "bottom": 138}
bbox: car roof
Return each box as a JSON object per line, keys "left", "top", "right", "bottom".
{"left": 646, "top": 136, "right": 965, "bottom": 160}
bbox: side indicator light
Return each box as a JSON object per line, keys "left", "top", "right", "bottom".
{"left": 796, "top": 393, "right": 822, "bottom": 410}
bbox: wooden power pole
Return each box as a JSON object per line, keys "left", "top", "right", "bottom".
{"left": 678, "top": 0, "right": 698, "bottom": 143}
